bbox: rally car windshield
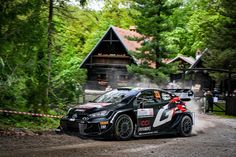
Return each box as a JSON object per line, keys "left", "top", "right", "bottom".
{"left": 93, "top": 89, "right": 137, "bottom": 104}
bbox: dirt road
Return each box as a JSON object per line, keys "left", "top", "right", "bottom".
{"left": 0, "top": 113, "right": 235, "bottom": 157}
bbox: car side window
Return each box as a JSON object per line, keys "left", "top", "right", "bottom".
{"left": 138, "top": 91, "right": 155, "bottom": 104}
{"left": 136, "top": 90, "right": 162, "bottom": 107}
{"left": 161, "top": 92, "right": 172, "bottom": 101}
{"left": 153, "top": 90, "right": 161, "bottom": 102}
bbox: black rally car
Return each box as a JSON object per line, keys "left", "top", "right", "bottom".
{"left": 59, "top": 87, "right": 194, "bottom": 140}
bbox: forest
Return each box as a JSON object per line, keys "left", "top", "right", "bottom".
{"left": 0, "top": 0, "right": 235, "bottom": 129}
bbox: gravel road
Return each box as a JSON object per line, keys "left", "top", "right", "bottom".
{"left": 1, "top": 105, "right": 236, "bottom": 157}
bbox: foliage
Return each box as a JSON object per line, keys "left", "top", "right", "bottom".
{"left": 0, "top": 0, "right": 136, "bottom": 121}
{"left": 1, "top": 0, "right": 236, "bottom": 130}
{"left": 0, "top": 1, "right": 90, "bottom": 113}
{"left": 128, "top": 0, "right": 179, "bottom": 83}
{"left": 203, "top": 0, "right": 236, "bottom": 80}
{"left": 82, "top": 0, "right": 136, "bottom": 54}
{"left": 0, "top": 0, "right": 48, "bottom": 112}
{"left": 0, "top": 114, "right": 60, "bottom": 131}
{"left": 51, "top": 7, "right": 95, "bottom": 104}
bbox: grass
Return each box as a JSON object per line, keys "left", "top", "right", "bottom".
{"left": 0, "top": 113, "right": 61, "bottom": 132}
{"left": 213, "top": 103, "right": 236, "bottom": 118}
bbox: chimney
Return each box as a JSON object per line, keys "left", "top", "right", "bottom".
{"left": 195, "top": 49, "right": 202, "bottom": 60}
{"left": 129, "top": 26, "right": 137, "bottom": 32}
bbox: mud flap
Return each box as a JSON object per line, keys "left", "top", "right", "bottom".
{"left": 192, "top": 112, "right": 195, "bottom": 125}
{"left": 79, "top": 123, "right": 87, "bottom": 135}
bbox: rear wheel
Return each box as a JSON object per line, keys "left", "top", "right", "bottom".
{"left": 178, "top": 115, "right": 192, "bottom": 137}
{"left": 113, "top": 114, "right": 134, "bottom": 140}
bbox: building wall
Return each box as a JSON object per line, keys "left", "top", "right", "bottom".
{"left": 86, "top": 67, "right": 131, "bottom": 90}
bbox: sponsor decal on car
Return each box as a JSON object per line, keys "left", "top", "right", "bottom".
{"left": 153, "top": 105, "right": 174, "bottom": 127}
{"left": 138, "top": 130, "right": 159, "bottom": 135}
{"left": 137, "top": 108, "right": 154, "bottom": 118}
{"left": 140, "top": 120, "right": 150, "bottom": 127}
{"left": 138, "top": 126, "right": 151, "bottom": 132}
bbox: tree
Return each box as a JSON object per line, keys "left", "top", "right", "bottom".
{"left": 203, "top": 0, "right": 236, "bottom": 80}
{"left": 0, "top": 0, "right": 49, "bottom": 111}
{"left": 51, "top": 6, "right": 96, "bottom": 104}
{"left": 127, "top": 0, "right": 179, "bottom": 83}
{"left": 0, "top": 0, "right": 89, "bottom": 112}
{"left": 82, "top": 0, "right": 136, "bottom": 55}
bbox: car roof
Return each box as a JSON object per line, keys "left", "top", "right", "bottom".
{"left": 117, "top": 87, "right": 170, "bottom": 93}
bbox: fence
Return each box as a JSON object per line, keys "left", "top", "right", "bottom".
{"left": 226, "top": 96, "right": 236, "bottom": 116}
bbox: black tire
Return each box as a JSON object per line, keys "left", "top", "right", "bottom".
{"left": 113, "top": 114, "right": 134, "bottom": 140}
{"left": 178, "top": 115, "right": 192, "bottom": 137}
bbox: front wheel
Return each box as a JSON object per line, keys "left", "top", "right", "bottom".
{"left": 178, "top": 115, "right": 192, "bottom": 137}
{"left": 113, "top": 114, "right": 134, "bottom": 140}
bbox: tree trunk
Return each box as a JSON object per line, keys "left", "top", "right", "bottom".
{"left": 47, "top": 0, "right": 53, "bottom": 102}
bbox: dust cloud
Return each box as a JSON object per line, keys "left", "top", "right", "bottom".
{"left": 186, "top": 99, "right": 216, "bottom": 135}
{"left": 127, "top": 75, "right": 160, "bottom": 88}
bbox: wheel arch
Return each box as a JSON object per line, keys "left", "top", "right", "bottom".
{"left": 110, "top": 109, "right": 137, "bottom": 125}
{"left": 171, "top": 112, "right": 194, "bottom": 129}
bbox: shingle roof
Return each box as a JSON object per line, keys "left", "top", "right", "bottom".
{"left": 189, "top": 48, "right": 208, "bottom": 69}
{"left": 80, "top": 26, "right": 144, "bottom": 68}
{"left": 80, "top": 26, "right": 197, "bottom": 69}
{"left": 112, "top": 26, "right": 157, "bottom": 68}
{"left": 112, "top": 26, "right": 142, "bottom": 52}
{"left": 167, "top": 54, "right": 196, "bottom": 65}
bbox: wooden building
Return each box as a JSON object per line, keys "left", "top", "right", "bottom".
{"left": 80, "top": 26, "right": 214, "bottom": 92}
{"left": 187, "top": 50, "right": 215, "bottom": 92}
{"left": 165, "top": 50, "right": 214, "bottom": 95}
{"left": 166, "top": 54, "right": 195, "bottom": 81}
{"left": 80, "top": 26, "right": 143, "bottom": 90}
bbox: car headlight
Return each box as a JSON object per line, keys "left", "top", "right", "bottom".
{"left": 88, "top": 110, "right": 110, "bottom": 118}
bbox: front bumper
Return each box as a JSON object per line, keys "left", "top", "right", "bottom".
{"left": 60, "top": 117, "right": 113, "bottom": 136}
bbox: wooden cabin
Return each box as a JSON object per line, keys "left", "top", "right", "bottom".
{"left": 80, "top": 26, "right": 214, "bottom": 92}
{"left": 166, "top": 54, "right": 195, "bottom": 81}
{"left": 165, "top": 50, "right": 214, "bottom": 95}
{"left": 188, "top": 50, "right": 214, "bottom": 90}
{"left": 80, "top": 26, "right": 143, "bottom": 90}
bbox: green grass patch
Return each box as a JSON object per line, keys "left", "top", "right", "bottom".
{"left": 0, "top": 113, "right": 61, "bottom": 132}
{"left": 213, "top": 103, "right": 236, "bottom": 118}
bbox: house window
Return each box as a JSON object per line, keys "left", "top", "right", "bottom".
{"left": 97, "top": 74, "right": 108, "bottom": 86}
{"left": 119, "top": 75, "right": 129, "bottom": 81}
{"left": 97, "top": 74, "right": 107, "bottom": 80}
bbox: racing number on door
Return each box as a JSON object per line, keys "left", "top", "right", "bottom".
{"left": 153, "top": 105, "right": 174, "bottom": 127}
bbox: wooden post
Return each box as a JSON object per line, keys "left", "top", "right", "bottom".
{"left": 183, "top": 66, "right": 186, "bottom": 86}
{"left": 226, "top": 65, "right": 232, "bottom": 115}
{"left": 47, "top": 0, "right": 53, "bottom": 102}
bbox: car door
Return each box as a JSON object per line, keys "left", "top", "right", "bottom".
{"left": 135, "top": 90, "right": 168, "bottom": 135}
{"left": 152, "top": 91, "right": 175, "bottom": 132}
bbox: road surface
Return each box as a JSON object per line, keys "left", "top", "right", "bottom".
{"left": 0, "top": 113, "right": 235, "bottom": 157}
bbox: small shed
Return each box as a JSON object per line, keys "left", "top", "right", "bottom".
{"left": 167, "top": 54, "right": 195, "bottom": 82}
